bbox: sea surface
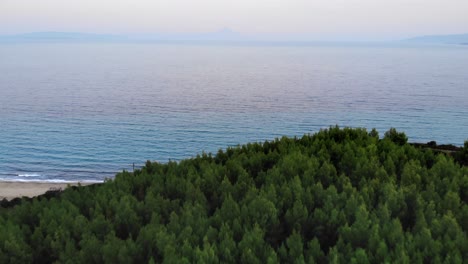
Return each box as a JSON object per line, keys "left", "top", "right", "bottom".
{"left": 0, "top": 42, "right": 467, "bottom": 182}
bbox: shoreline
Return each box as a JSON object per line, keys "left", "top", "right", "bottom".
{"left": 0, "top": 181, "right": 100, "bottom": 201}
{"left": 0, "top": 141, "right": 464, "bottom": 201}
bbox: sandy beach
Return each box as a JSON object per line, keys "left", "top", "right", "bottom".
{"left": 0, "top": 181, "right": 99, "bottom": 200}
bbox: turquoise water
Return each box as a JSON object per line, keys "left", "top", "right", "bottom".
{"left": 0, "top": 43, "right": 467, "bottom": 182}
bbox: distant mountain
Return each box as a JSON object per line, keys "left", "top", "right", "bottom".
{"left": 0, "top": 32, "right": 126, "bottom": 43}
{"left": 0, "top": 29, "right": 246, "bottom": 43}
{"left": 131, "top": 27, "right": 245, "bottom": 42}
{"left": 3, "top": 30, "right": 424, "bottom": 44}
{"left": 405, "top": 33, "right": 468, "bottom": 45}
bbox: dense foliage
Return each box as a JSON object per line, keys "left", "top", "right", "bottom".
{"left": 1, "top": 127, "right": 467, "bottom": 263}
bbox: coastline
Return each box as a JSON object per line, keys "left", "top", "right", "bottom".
{"left": 0, "top": 181, "right": 100, "bottom": 201}
{"left": 0, "top": 142, "right": 463, "bottom": 202}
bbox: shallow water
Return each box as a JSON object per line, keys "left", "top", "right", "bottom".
{"left": 0, "top": 42, "right": 467, "bottom": 181}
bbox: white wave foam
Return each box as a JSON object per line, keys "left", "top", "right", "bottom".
{"left": 17, "top": 173, "right": 42, "bottom": 177}
{"left": 0, "top": 178, "right": 104, "bottom": 184}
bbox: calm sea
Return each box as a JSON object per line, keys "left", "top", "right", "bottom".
{"left": 0, "top": 42, "right": 467, "bottom": 182}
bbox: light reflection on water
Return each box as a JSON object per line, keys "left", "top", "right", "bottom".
{"left": 0, "top": 43, "right": 467, "bottom": 181}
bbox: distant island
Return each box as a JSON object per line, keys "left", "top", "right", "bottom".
{"left": 0, "top": 30, "right": 385, "bottom": 46}
{"left": 4, "top": 31, "right": 468, "bottom": 45}
{"left": 405, "top": 33, "right": 468, "bottom": 45}
{"left": 0, "top": 29, "right": 244, "bottom": 43}
{"left": 0, "top": 32, "right": 127, "bottom": 43}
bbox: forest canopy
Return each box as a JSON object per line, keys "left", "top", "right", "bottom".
{"left": 1, "top": 127, "right": 467, "bottom": 263}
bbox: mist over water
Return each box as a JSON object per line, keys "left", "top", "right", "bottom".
{"left": 0, "top": 42, "right": 467, "bottom": 181}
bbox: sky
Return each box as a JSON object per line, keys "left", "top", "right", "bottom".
{"left": 1, "top": 0, "right": 468, "bottom": 41}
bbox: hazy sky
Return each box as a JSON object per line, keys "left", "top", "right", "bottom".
{"left": 2, "top": 0, "right": 468, "bottom": 40}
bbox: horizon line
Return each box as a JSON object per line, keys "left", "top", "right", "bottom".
{"left": 1, "top": 30, "right": 468, "bottom": 44}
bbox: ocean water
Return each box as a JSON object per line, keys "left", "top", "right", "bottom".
{"left": 0, "top": 42, "right": 467, "bottom": 182}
